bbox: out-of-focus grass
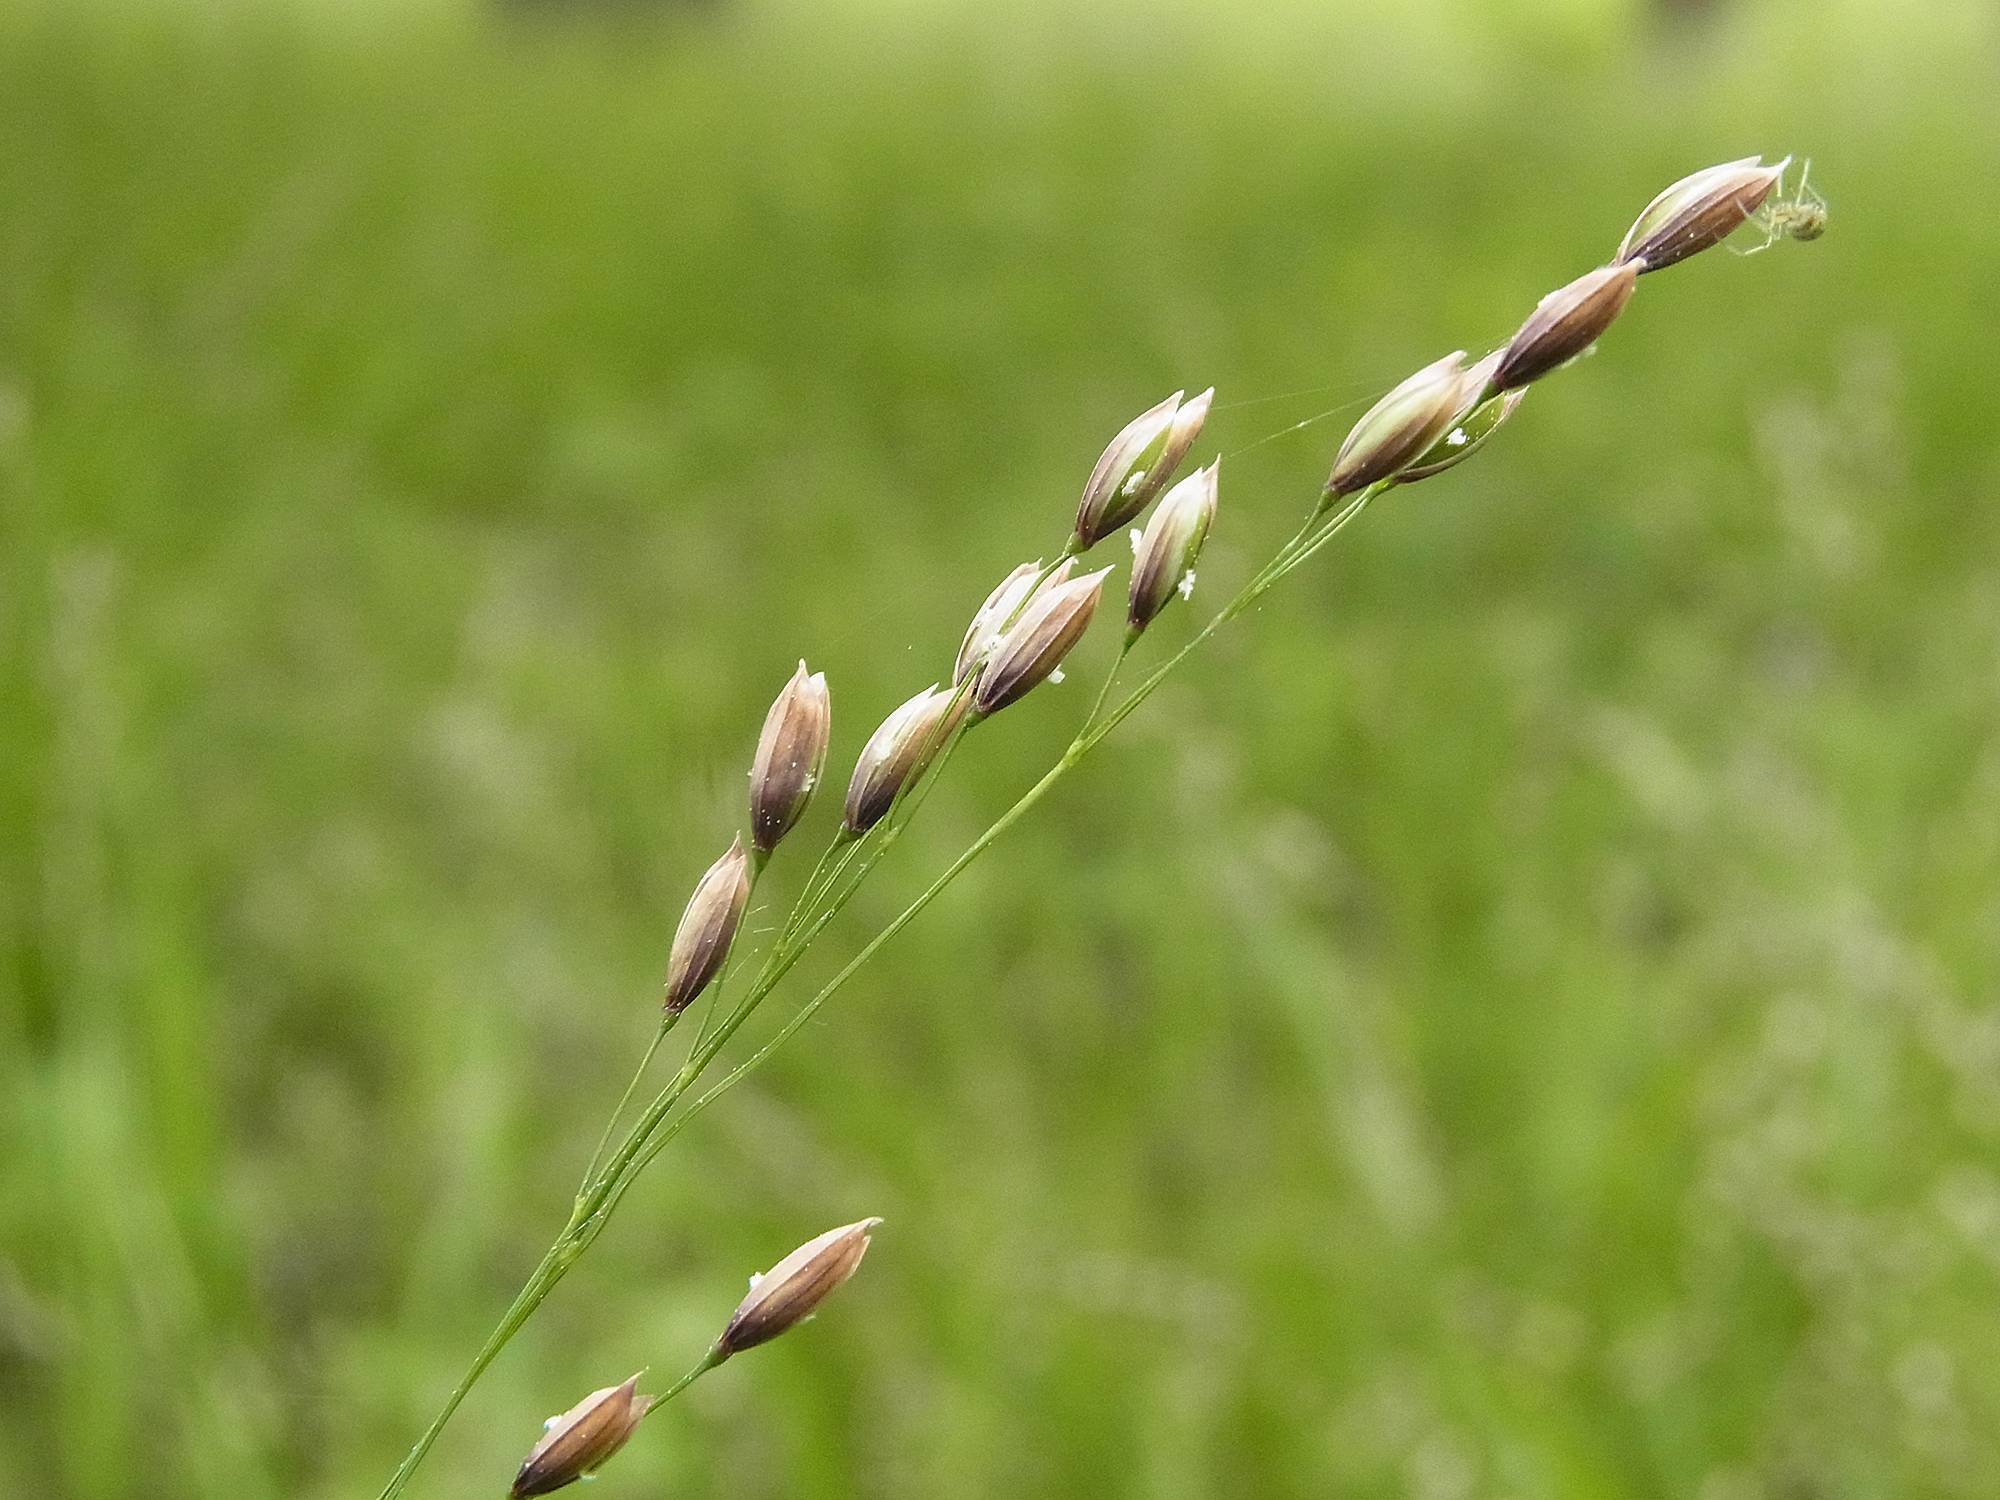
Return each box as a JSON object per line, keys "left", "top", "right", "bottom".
{"left": 2, "top": 0, "right": 1997, "bottom": 1496}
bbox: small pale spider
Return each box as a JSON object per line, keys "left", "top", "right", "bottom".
{"left": 1740, "top": 158, "right": 1827, "bottom": 254}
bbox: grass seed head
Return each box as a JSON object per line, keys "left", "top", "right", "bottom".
{"left": 1397, "top": 351, "right": 1527, "bottom": 484}
{"left": 1074, "top": 388, "right": 1212, "bottom": 547}
{"left": 1492, "top": 261, "right": 1640, "bottom": 392}
{"left": 662, "top": 835, "right": 752, "bottom": 1014}
{"left": 1615, "top": 156, "right": 1786, "bottom": 273}
{"left": 843, "top": 685, "right": 967, "bottom": 834}
{"left": 749, "top": 660, "right": 831, "bottom": 853}
{"left": 972, "top": 566, "right": 1113, "bottom": 716}
{"left": 955, "top": 561, "right": 1043, "bottom": 686}
{"left": 509, "top": 1374, "right": 653, "bottom": 1498}
{"left": 1128, "top": 461, "right": 1219, "bottom": 634}
{"left": 714, "top": 1218, "right": 882, "bottom": 1360}
{"left": 955, "top": 558, "right": 1075, "bottom": 686}
{"left": 1326, "top": 351, "right": 1474, "bottom": 495}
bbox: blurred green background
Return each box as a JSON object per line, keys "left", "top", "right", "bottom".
{"left": 3, "top": 0, "right": 1997, "bottom": 1495}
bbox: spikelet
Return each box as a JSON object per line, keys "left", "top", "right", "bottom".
{"left": 1616, "top": 156, "right": 1786, "bottom": 273}
{"left": 714, "top": 1218, "right": 882, "bottom": 1360}
{"left": 843, "top": 686, "right": 966, "bottom": 834}
{"left": 748, "top": 661, "right": 831, "bottom": 854}
{"left": 1074, "top": 389, "right": 1213, "bottom": 547}
{"left": 1325, "top": 352, "right": 1474, "bottom": 495}
{"left": 1397, "top": 351, "right": 1527, "bottom": 484}
{"left": 955, "top": 559, "right": 1076, "bottom": 686}
{"left": 1128, "top": 462, "right": 1219, "bottom": 633}
{"left": 509, "top": 1374, "right": 652, "bottom": 1498}
{"left": 973, "top": 567, "right": 1112, "bottom": 715}
{"left": 662, "top": 837, "right": 752, "bottom": 1015}
{"left": 1491, "top": 262, "right": 1640, "bottom": 392}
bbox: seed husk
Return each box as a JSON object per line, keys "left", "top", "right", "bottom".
{"left": 662, "top": 836, "right": 752, "bottom": 1015}
{"left": 715, "top": 1218, "right": 882, "bottom": 1360}
{"left": 973, "top": 567, "right": 1113, "bottom": 716}
{"left": 1616, "top": 156, "right": 1785, "bottom": 273}
{"left": 749, "top": 661, "right": 831, "bottom": 853}
{"left": 1491, "top": 262, "right": 1640, "bottom": 392}
{"left": 1128, "top": 462, "right": 1219, "bottom": 633}
{"left": 842, "top": 685, "right": 967, "bottom": 834}
{"left": 509, "top": 1374, "right": 652, "bottom": 1498}
{"left": 1326, "top": 352, "right": 1474, "bottom": 495}
{"left": 955, "top": 559, "right": 1075, "bottom": 686}
{"left": 1074, "top": 388, "right": 1213, "bottom": 547}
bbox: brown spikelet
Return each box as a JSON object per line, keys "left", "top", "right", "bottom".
{"left": 1491, "top": 262, "right": 1639, "bottom": 392}
{"left": 510, "top": 1375, "right": 652, "bottom": 1498}
{"left": 749, "top": 661, "right": 831, "bottom": 853}
{"left": 714, "top": 1218, "right": 881, "bottom": 1360}
{"left": 662, "top": 836, "right": 751, "bottom": 1015}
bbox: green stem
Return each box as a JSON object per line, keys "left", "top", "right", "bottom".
{"left": 647, "top": 1347, "right": 725, "bottom": 1412}
{"left": 1074, "top": 487, "right": 1375, "bottom": 758}
{"left": 374, "top": 1243, "right": 568, "bottom": 1500}
{"left": 778, "top": 835, "right": 851, "bottom": 944}
{"left": 1085, "top": 637, "right": 1134, "bottom": 731}
{"left": 577, "top": 688, "right": 982, "bottom": 1239}
{"left": 579, "top": 1017, "right": 673, "bottom": 1195}
{"left": 616, "top": 744, "right": 1078, "bottom": 1188}
{"left": 379, "top": 772, "right": 926, "bottom": 1500}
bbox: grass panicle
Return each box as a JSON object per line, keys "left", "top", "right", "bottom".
{"left": 372, "top": 153, "right": 1820, "bottom": 1500}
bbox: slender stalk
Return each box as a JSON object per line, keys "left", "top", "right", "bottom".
{"left": 646, "top": 1348, "right": 724, "bottom": 1412}
{"left": 374, "top": 1244, "right": 567, "bottom": 1500}
{"left": 777, "top": 835, "right": 851, "bottom": 944}
{"left": 579, "top": 1017, "right": 673, "bottom": 1196}
{"left": 680, "top": 672, "right": 982, "bottom": 1081}
{"left": 1074, "top": 487, "right": 1376, "bottom": 758}
{"left": 1086, "top": 636, "right": 1134, "bottom": 730}
{"left": 698, "top": 672, "right": 980, "bottom": 1067}
{"left": 687, "top": 851, "right": 826, "bottom": 1057}
{"left": 545, "top": 705, "right": 986, "bottom": 1288}
{"left": 616, "top": 746, "right": 1078, "bottom": 1190}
